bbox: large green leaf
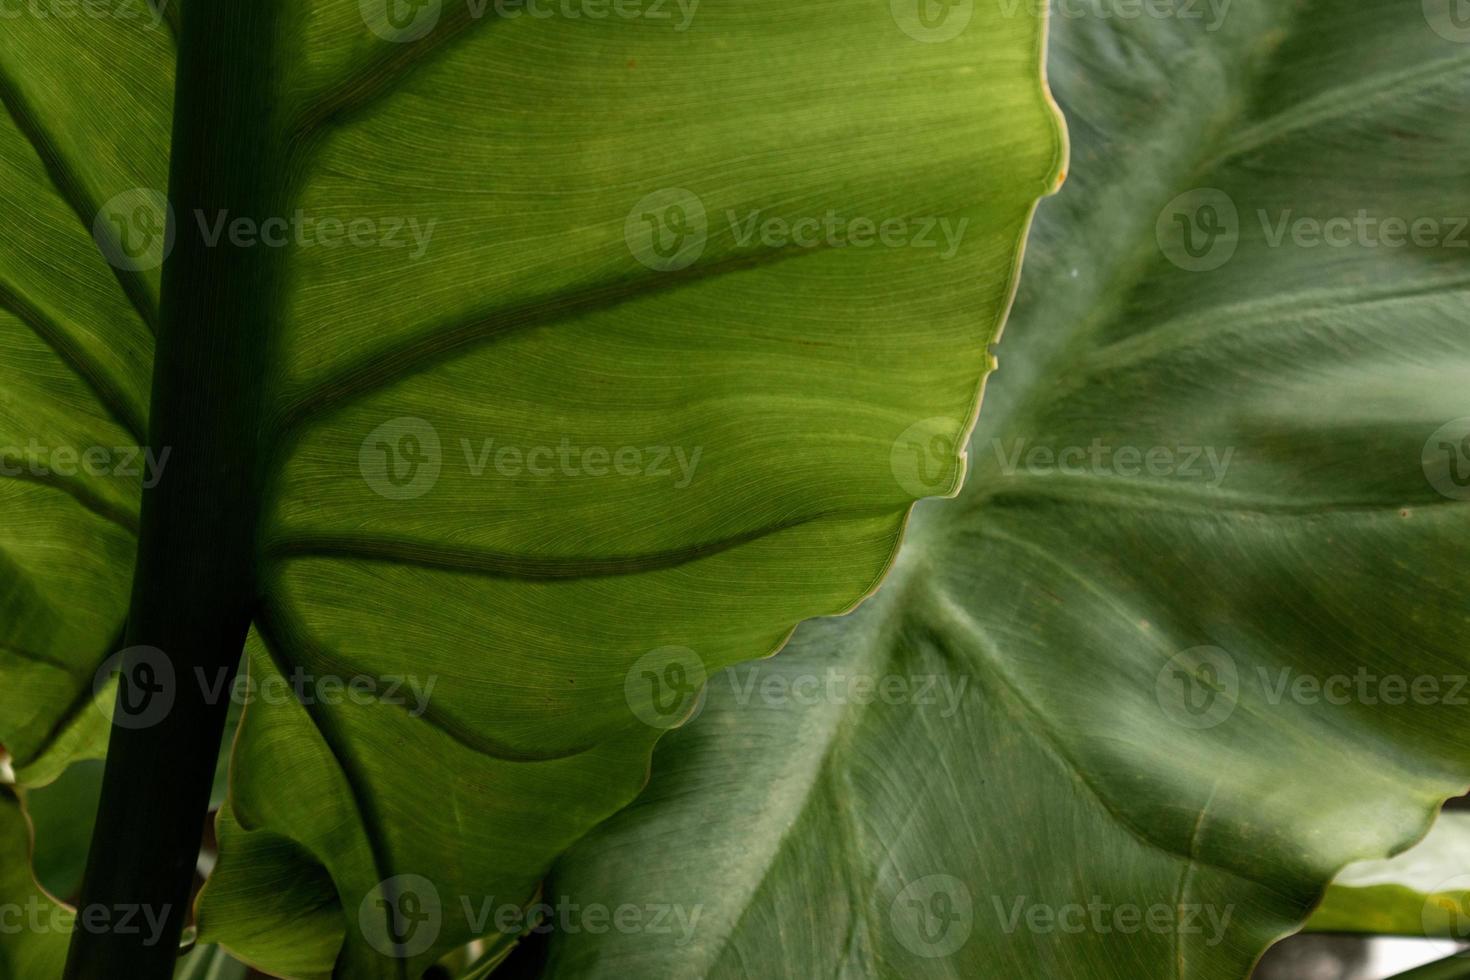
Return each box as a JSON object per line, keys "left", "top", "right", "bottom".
{"left": 0, "top": 1, "right": 1063, "bottom": 975}
{"left": 0, "top": 7, "right": 169, "bottom": 786}
{"left": 537, "top": 2, "right": 1470, "bottom": 978}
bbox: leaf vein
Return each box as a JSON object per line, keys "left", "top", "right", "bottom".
{"left": 0, "top": 66, "right": 160, "bottom": 335}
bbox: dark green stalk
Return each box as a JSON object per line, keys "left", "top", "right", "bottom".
{"left": 63, "top": 1, "right": 292, "bottom": 976}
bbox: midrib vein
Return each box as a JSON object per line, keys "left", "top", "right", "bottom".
{"left": 958, "top": 5, "right": 1308, "bottom": 500}
{"left": 703, "top": 594, "right": 904, "bottom": 980}
{"left": 264, "top": 504, "right": 899, "bottom": 582}
{"left": 923, "top": 573, "right": 1289, "bottom": 899}
{"left": 271, "top": 234, "right": 854, "bottom": 440}
{"left": 1208, "top": 46, "right": 1470, "bottom": 169}
{"left": 0, "top": 279, "right": 147, "bottom": 443}
{"left": 253, "top": 606, "right": 411, "bottom": 980}
{"left": 290, "top": 2, "right": 504, "bottom": 144}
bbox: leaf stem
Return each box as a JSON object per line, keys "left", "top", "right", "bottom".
{"left": 63, "top": 0, "right": 294, "bottom": 976}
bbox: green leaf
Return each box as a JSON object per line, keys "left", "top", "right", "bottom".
{"left": 0, "top": 2, "right": 1063, "bottom": 975}
{"left": 0, "top": 787, "right": 73, "bottom": 977}
{"left": 199, "top": 796, "right": 346, "bottom": 980}
{"left": 1309, "top": 811, "right": 1470, "bottom": 941}
{"left": 173, "top": 944, "right": 251, "bottom": 980}
{"left": 537, "top": 3, "right": 1470, "bottom": 978}
{"left": 24, "top": 759, "right": 104, "bottom": 901}
{"left": 0, "top": 5, "right": 169, "bottom": 784}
